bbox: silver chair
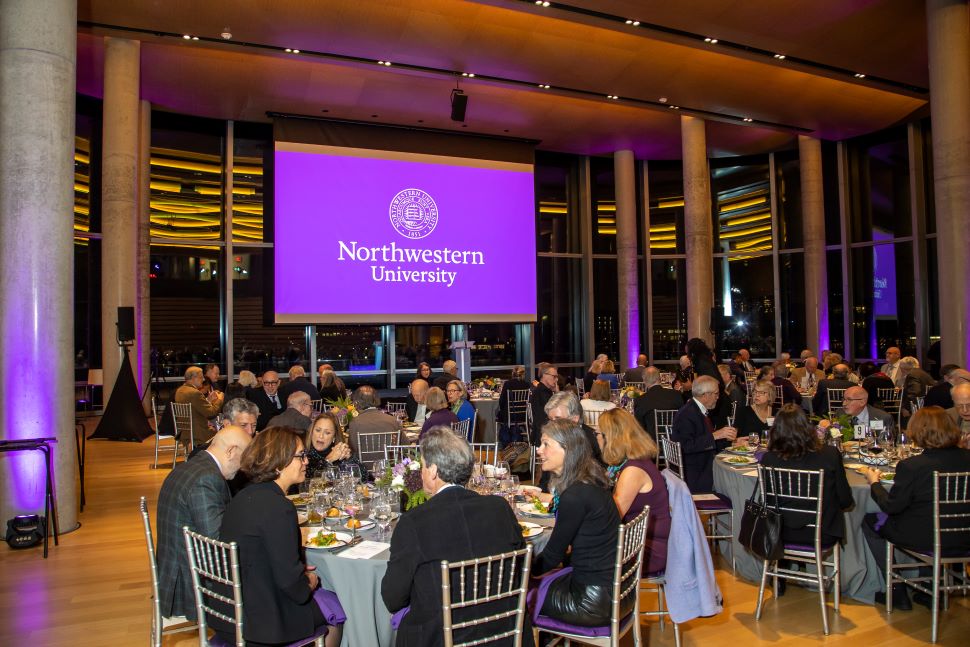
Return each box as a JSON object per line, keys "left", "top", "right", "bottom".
{"left": 773, "top": 384, "right": 786, "bottom": 408}
{"left": 626, "top": 381, "right": 645, "bottom": 391}
{"left": 876, "top": 387, "right": 902, "bottom": 426}
{"left": 357, "top": 430, "right": 400, "bottom": 469}
{"left": 151, "top": 397, "right": 183, "bottom": 469}
{"left": 886, "top": 471, "right": 970, "bottom": 643}
{"left": 640, "top": 573, "right": 680, "bottom": 647}
{"left": 505, "top": 388, "right": 530, "bottom": 436}
{"left": 661, "top": 437, "right": 734, "bottom": 570}
{"left": 170, "top": 401, "right": 195, "bottom": 457}
{"left": 653, "top": 409, "right": 678, "bottom": 467}
{"left": 583, "top": 408, "right": 605, "bottom": 427}
{"left": 182, "top": 527, "right": 326, "bottom": 647}
{"left": 575, "top": 381, "right": 586, "bottom": 397}
{"left": 826, "top": 388, "right": 847, "bottom": 417}
{"left": 385, "top": 402, "right": 407, "bottom": 415}
{"left": 441, "top": 545, "right": 533, "bottom": 647}
{"left": 140, "top": 497, "right": 196, "bottom": 646}
{"left": 451, "top": 418, "right": 472, "bottom": 441}
{"left": 754, "top": 465, "right": 841, "bottom": 635}
{"left": 469, "top": 442, "right": 500, "bottom": 467}
{"left": 310, "top": 398, "right": 323, "bottom": 414}
{"left": 534, "top": 507, "right": 649, "bottom": 647}
{"left": 384, "top": 444, "right": 421, "bottom": 463}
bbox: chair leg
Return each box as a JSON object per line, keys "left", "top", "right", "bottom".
{"left": 153, "top": 435, "right": 160, "bottom": 469}
{"left": 657, "top": 583, "right": 666, "bottom": 631}
{"left": 931, "top": 561, "right": 940, "bottom": 644}
{"left": 816, "top": 555, "right": 830, "bottom": 635}
{"left": 673, "top": 622, "right": 681, "bottom": 647}
{"left": 886, "top": 542, "right": 894, "bottom": 614}
{"left": 755, "top": 559, "right": 770, "bottom": 620}
{"left": 833, "top": 545, "right": 841, "bottom": 613}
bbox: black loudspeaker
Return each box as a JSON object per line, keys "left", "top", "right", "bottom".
{"left": 117, "top": 306, "right": 135, "bottom": 343}
{"left": 5, "top": 515, "right": 45, "bottom": 549}
{"left": 450, "top": 89, "right": 467, "bottom": 122}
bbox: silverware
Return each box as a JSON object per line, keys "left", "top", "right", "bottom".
{"left": 330, "top": 535, "right": 364, "bottom": 555}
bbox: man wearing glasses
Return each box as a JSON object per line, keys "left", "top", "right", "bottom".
{"left": 529, "top": 364, "right": 560, "bottom": 445}
{"left": 842, "top": 386, "right": 895, "bottom": 435}
{"left": 946, "top": 383, "right": 970, "bottom": 441}
{"left": 267, "top": 391, "right": 315, "bottom": 433}
{"left": 248, "top": 369, "right": 285, "bottom": 431}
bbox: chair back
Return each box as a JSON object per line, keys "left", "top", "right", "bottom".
{"left": 934, "top": 471, "right": 970, "bottom": 555}
{"left": 756, "top": 465, "right": 824, "bottom": 547}
{"left": 151, "top": 397, "right": 162, "bottom": 433}
{"left": 583, "top": 408, "right": 604, "bottom": 427}
{"left": 613, "top": 374, "right": 625, "bottom": 387}
{"left": 451, "top": 418, "right": 472, "bottom": 441}
{"left": 170, "top": 401, "right": 194, "bottom": 447}
{"left": 469, "top": 442, "right": 500, "bottom": 467}
{"left": 773, "top": 384, "right": 785, "bottom": 408}
{"left": 357, "top": 431, "right": 400, "bottom": 468}
{"left": 660, "top": 437, "right": 684, "bottom": 480}
{"left": 385, "top": 444, "right": 421, "bottom": 463}
{"left": 182, "top": 527, "right": 244, "bottom": 647}
{"left": 385, "top": 402, "right": 407, "bottom": 415}
{"left": 440, "top": 546, "right": 533, "bottom": 647}
{"left": 575, "top": 381, "right": 585, "bottom": 397}
{"left": 608, "top": 507, "right": 650, "bottom": 638}
{"left": 659, "top": 372, "right": 674, "bottom": 387}
{"left": 876, "top": 387, "right": 902, "bottom": 424}
{"left": 825, "top": 388, "right": 847, "bottom": 416}
{"left": 505, "top": 389, "right": 530, "bottom": 427}
{"left": 310, "top": 399, "right": 323, "bottom": 414}
{"left": 653, "top": 411, "right": 677, "bottom": 467}
{"left": 626, "top": 381, "right": 645, "bottom": 391}
{"left": 140, "top": 497, "right": 165, "bottom": 647}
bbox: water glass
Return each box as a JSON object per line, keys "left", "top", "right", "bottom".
{"left": 495, "top": 461, "right": 510, "bottom": 479}
{"left": 747, "top": 432, "right": 759, "bottom": 448}
{"left": 343, "top": 492, "right": 363, "bottom": 537}
{"left": 373, "top": 496, "right": 393, "bottom": 540}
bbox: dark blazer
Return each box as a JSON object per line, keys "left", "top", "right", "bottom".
{"left": 670, "top": 399, "right": 729, "bottom": 493}
{"left": 247, "top": 387, "right": 285, "bottom": 431}
{"left": 633, "top": 385, "right": 685, "bottom": 441}
{"left": 726, "top": 360, "right": 748, "bottom": 391}
{"left": 870, "top": 446, "right": 970, "bottom": 554}
{"left": 381, "top": 486, "right": 526, "bottom": 647}
{"left": 760, "top": 445, "right": 853, "bottom": 545}
{"left": 278, "top": 376, "right": 321, "bottom": 403}
{"left": 623, "top": 367, "right": 647, "bottom": 384}
{"left": 529, "top": 384, "right": 555, "bottom": 445}
{"left": 924, "top": 381, "right": 954, "bottom": 410}
{"left": 404, "top": 393, "right": 425, "bottom": 423}
{"left": 267, "top": 407, "right": 313, "bottom": 433}
{"left": 433, "top": 373, "right": 456, "bottom": 390}
{"left": 862, "top": 374, "right": 897, "bottom": 408}
{"left": 811, "top": 378, "right": 855, "bottom": 414}
{"left": 771, "top": 377, "right": 803, "bottom": 405}
{"left": 421, "top": 408, "right": 459, "bottom": 439}
{"left": 348, "top": 407, "right": 400, "bottom": 459}
{"left": 156, "top": 452, "right": 230, "bottom": 620}
{"left": 318, "top": 384, "right": 344, "bottom": 403}
{"left": 214, "top": 481, "right": 319, "bottom": 645}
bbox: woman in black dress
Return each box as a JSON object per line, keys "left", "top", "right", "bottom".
{"left": 305, "top": 411, "right": 366, "bottom": 478}
{"left": 735, "top": 379, "right": 774, "bottom": 442}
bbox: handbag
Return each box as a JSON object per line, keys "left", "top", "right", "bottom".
{"left": 738, "top": 471, "right": 784, "bottom": 561}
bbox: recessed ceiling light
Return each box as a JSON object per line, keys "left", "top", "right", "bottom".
{"left": 192, "top": 36, "right": 199, "bottom": 41}
{"left": 535, "top": 0, "right": 550, "bottom": 5}
{"left": 292, "top": 49, "right": 300, "bottom": 54}
{"left": 183, "top": 34, "right": 191, "bottom": 40}
{"left": 743, "top": 117, "right": 753, "bottom": 122}
{"left": 658, "top": 97, "right": 668, "bottom": 103}
{"left": 607, "top": 95, "right": 619, "bottom": 100}
{"left": 286, "top": 48, "right": 292, "bottom": 53}
{"left": 221, "top": 27, "right": 232, "bottom": 40}
{"left": 774, "top": 54, "right": 786, "bottom": 60}
{"left": 704, "top": 37, "right": 718, "bottom": 44}
{"left": 855, "top": 73, "right": 866, "bottom": 78}
{"left": 668, "top": 105, "right": 680, "bottom": 110}
{"left": 462, "top": 72, "right": 475, "bottom": 78}
{"left": 538, "top": 83, "right": 550, "bottom": 89}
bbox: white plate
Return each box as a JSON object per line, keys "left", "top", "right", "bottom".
{"left": 720, "top": 455, "right": 756, "bottom": 465}
{"left": 368, "top": 511, "right": 400, "bottom": 521}
{"left": 304, "top": 528, "right": 352, "bottom": 550}
{"left": 843, "top": 463, "right": 865, "bottom": 470}
{"left": 517, "top": 485, "right": 542, "bottom": 497}
{"left": 724, "top": 445, "right": 756, "bottom": 455}
{"left": 517, "top": 502, "right": 554, "bottom": 518}
{"left": 287, "top": 493, "right": 312, "bottom": 506}
{"left": 297, "top": 511, "right": 308, "bottom": 525}
{"left": 879, "top": 473, "right": 895, "bottom": 485}
{"left": 344, "top": 518, "right": 376, "bottom": 530}
{"left": 518, "top": 521, "right": 544, "bottom": 539}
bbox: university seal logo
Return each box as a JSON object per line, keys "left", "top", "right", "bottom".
{"left": 389, "top": 188, "right": 438, "bottom": 240}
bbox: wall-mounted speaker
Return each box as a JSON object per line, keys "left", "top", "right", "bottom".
{"left": 450, "top": 89, "right": 467, "bottom": 122}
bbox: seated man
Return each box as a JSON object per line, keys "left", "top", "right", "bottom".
{"left": 267, "top": 390, "right": 314, "bottom": 433}
{"left": 771, "top": 361, "right": 803, "bottom": 405}
{"left": 791, "top": 356, "right": 825, "bottom": 391}
{"left": 247, "top": 370, "right": 285, "bottom": 431}
{"left": 174, "top": 366, "right": 225, "bottom": 449}
{"left": 186, "top": 397, "right": 258, "bottom": 460}
{"left": 278, "top": 364, "right": 321, "bottom": 403}
{"left": 671, "top": 376, "right": 737, "bottom": 493}
{"left": 346, "top": 385, "right": 398, "bottom": 461}
{"left": 381, "top": 428, "right": 526, "bottom": 646}
{"left": 842, "top": 385, "right": 896, "bottom": 436}
{"left": 405, "top": 378, "right": 429, "bottom": 425}
{"left": 946, "top": 383, "right": 970, "bottom": 438}
{"left": 634, "top": 366, "right": 687, "bottom": 441}
{"left": 812, "top": 364, "right": 856, "bottom": 415}
{"left": 433, "top": 359, "right": 459, "bottom": 390}
{"left": 623, "top": 354, "right": 649, "bottom": 385}
{"left": 529, "top": 363, "right": 559, "bottom": 446}
{"left": 156, "top": 425, "right": 252, "bottom": 622}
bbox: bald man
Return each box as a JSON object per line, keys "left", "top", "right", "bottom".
{"left": 156, "top": 425, "right": 252, "bottom": 622}
{"left": 841, "top": 386, "right": 895, "bottom": 436}
{"left": 248, "top": 369, "right": 285, "bottom": 430}
{"left": 267, "top": 391, "right": 314, "bottom": 433}
{"left": 947, "top": 383, "right": 970, "bottom": 438}
{"left": 881, "top": 347, "right": 903, "bottom": 387}
{"left": 405, "top": 379, "right": 430, "bottom": 424}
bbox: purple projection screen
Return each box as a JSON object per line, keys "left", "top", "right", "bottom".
{"left": 274, "top": 143, "right": 536, "bottom": 323}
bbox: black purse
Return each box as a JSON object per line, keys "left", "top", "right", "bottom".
{"left": 738, "top": 471, "right": 784, "bottom": 561}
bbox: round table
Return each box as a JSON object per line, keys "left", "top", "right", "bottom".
{"left": 712, "top": 454, "right": 886, "bottom": 602}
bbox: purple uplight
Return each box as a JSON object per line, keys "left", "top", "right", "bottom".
{"left": 627, "top": 306, "right": 640, "bottom": 370}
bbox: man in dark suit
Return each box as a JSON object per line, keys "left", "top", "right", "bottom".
{"left": 267, "top": 391, "right": 314, "bottom": 433}
{"left": 812, "top": 364, "right": 856, "bottom": 415}
{"left": 278, "top": 365, "right": 321, "bottom": 403}
{"left": 405, "top": 378, "right": 429, "bottom": 424}
{"left": 382, "top": 428, "right": 526, "bottom": 647}
{"left": 155, "top": 426, "right": 252, "bottom": 621}
{"left": 248, "top": 369, "right": 285, "bottom": 431}
{"left": 623, "top": 354, "right": 649, "bottom": 384}
{"left": 634, "top": 367, "right": 686, "bottom": 441}
{"left": 771, "top": 361, "right": 803, "bottom": 406}
{"left": 529, "top": 364, "right": 559, "bottom": 445}
{"left": 497, "top": 366, "right": 532, "bottom": 446}
{"left": 671, "top": 376, "right": 737, "bottom": 493}
{"left": 842, "top": 386, "right": 896, "bottom": 436}
{"left": 433, "top": 359, "right": 459, "bottom": 390}
{"left": 346, "top": 385, "right": 398, "bottom": 463}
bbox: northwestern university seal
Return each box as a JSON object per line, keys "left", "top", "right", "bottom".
{"left": 389, "top": 188, "right": 438, "bottom": 240}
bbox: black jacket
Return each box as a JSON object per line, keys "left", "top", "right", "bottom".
{"left": 529, "top": 384, "right": 555, "bottom": 445}
{"left": 278, "top": 376, "right": 321, "bottom": 403}
{"left": 633, "top": 385, "right": 685, "bottom": 441}
{"left": 811, "top": 378, "right": 856, "bottom": 415}
{"left": 247, "top": 387, "right": 285, "bottom": 431}
{"left": 381, "top": 486, "right": 526, "bottom": 647}
{"left": 670, "top": 399, "right": 729, "bottom": 493}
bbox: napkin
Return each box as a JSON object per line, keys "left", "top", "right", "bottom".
{"left": 691, "top": 493, "right": 722, "bottom": 502}
{"left": 740, "top": 470, "right": 759, "bottom": 477}
{"left": 338, "top": 540, "right": 390, "bottom": 560}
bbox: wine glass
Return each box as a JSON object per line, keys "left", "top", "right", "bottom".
{"left": 371, "top": 459, "right": 389, "bottom": 483}
{"left": 309, "top": 492, "right": 328, "bottom": 524}
{"left": 495, "top": 461, "right": 510, "bottom": 480}
{"left": 373, "top": 494, "right": 393, "bottom": 540}
{"left": 747, "top": 432, "right": 759, "bottom": 448}
{"left": 343, "top": 492, "right": 362, "bottom": 538}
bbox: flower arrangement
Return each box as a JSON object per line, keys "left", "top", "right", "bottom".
{"left": 813, "top": 412, "right": 854, "bottom": 442}
{"left": 389, "top": 457, "right": 428, "bottom": 510}
{"left": 473, "top": 376, "right": 501, "bottom": 391}
{"left": 326, "top": 396, "right": 358, "bottom": 426}
{"left": 620, "top": 385, "right": 644, "bottom": 400}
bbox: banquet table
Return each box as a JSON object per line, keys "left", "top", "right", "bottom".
{"left": 712, "top": 454, "right": 886, "bottom": 602}
{"left": 304, "top": 497, "right": 553, "bottom": 647}
{"left": 471, "top": 396, "right": 499, "bottom": 442}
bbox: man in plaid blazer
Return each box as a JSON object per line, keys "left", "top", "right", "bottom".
{"left": 155, "top": 426, "right": 252, "bottom": 621}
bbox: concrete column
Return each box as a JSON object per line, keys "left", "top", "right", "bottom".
{"left": 681, "top": 115, "right": 714, "bottom": 344}
{"left": 100, "top": 37, "right": 141, "bottom": 399}
{"left": 137, "top": 99, "right": 151, "bottom": 405}
{"left": 927, "top": 0, "right": 970, "bottom": 367}
{"left": 799, "top": 135, "right": 829, "bottom": 353}
{"left": 614, "top": 150, "right": 640, "bottom": 369}
{"left": 0, "top": 0, "right": 78, "bottom": 531}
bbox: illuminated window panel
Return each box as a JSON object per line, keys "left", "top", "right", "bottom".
{"left": 74, "top": 136, "right": 91, "bottom": 235}
{"left": 149, "top": 132, "right": 224, "bottom": 241}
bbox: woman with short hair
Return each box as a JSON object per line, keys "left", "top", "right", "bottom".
{"left": 446, "top": 379, "right": 476, "bottom": 426}
{"left": 596, "top": 360, "right": 619, "bottom": 390}
{"left": 580, "top": 380, "right": 617, "bottom": 415}
{"left": 420, "top": 386, "right": 459, "bottom": 439}
{"left": 734, "top": 379, "right": 775, "bottom": 441}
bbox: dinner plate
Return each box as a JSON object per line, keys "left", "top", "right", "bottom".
{"left": 517, "top": 485, "right": 542, "bottom": 497}
{"left": 724, "top": 445, "right": 755, "bottom": 455}
{"left": 344, "top": 518, "right": 376, "bottom": 530}
{"left": 843, "top": 463, "right": 865, "bottom": 470}
{"left": 517, "top": 502, "right": 554, "bottom": 518}
{"left": 304, "top": 528, "right": 352, "bottom": 550}
{"left": 879, "top": 473, "right": 895, "bottom": 485}
{"left": 720, "top": 455, "right": 756, "bottom": 466}
{"left": 518, "top": 521, "right": 544, "bottom": 539}
{"left": 297, "top": 511, "right": 308, "bottom": 525}
{"left": 286, "top": 493, "right": 312, "bottom": 506}
{"left": 368, "top": 511, "right": 400, "bottom": 521}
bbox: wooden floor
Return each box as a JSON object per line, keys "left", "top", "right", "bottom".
{"left": 1, "top": 421, "right": 967, "bottom": 646}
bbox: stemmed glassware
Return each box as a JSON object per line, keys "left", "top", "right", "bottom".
{"left": 343, "top": 491, "right": 362, "bottom": 538}
{"left": 372, "top": 493, "right": 393, "bottom": 540}
{"left": 494, "top": 461, "right": 510, "bottom": 480}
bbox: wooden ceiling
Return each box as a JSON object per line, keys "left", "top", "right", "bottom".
{"left": 76, "top": 0, "right": 929, "bottom": 158}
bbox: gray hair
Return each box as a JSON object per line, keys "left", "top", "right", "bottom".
{"left": 898, "top": 356, "right": 920, "bottom": 370}
{"left": 288, "top": 365, "right": 305, "bottom": 379}
{"left": 351, "top": 385, "right": 381, "bottom": 409}
{"left": 773, "top": 361, "right": 791, "bottom": 378}
{"left": 223, "top": 397, "right": 259, "bottom": 422}
{"left": 644, "top": 366, "right": 661, "bottom": 387}
{"left": 692, "top": 375, "right": 719, "bottom": 396}
{"left": 833, "top": 363, "right": 850, "bottom": 379}
{"left": 287, "top": 391, "right": 311, "bottom": 408}
{"left": 545, "top": 391, "right": 580, "bottom": 418}
{"left": 442, "top": 359, "right": 458, "bottom": 375}
{"left": 184, "top": 366, "right": 203, "bottom": 381}
{"left": 238, "top": 370, "right": 257, "bottom": 388}
{"left": 420, "top": 427, "right": 474, "bottom": 485}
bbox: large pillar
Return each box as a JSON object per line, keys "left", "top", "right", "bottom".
{"left": 0, "top": 0, "right": 78, "bottom": 531}
{"left": 614, "top": 150, "right": 640, "bottom": 369}
{"left": 100, "top": 37, "right": 141, "bottom": 399}
{"left": 681, "top": 115, "right": 714, "bottom": 344}
{"left": 927, "top": 0, "right": 970, "bottom": 367}
{"left": 137, "top": 99, "right": 151, "bottom": 404}
{"left": 799, "top": 135, "right": 829, "bottom": 353}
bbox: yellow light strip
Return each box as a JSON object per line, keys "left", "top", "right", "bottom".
{"left": 597, "top": 228, "right": 617, "bottom": 235}
{"left": 149, "top": 229, "right": 221, "bottom": 240}
{"left": 723, "top": 211, "right": 771, "bottom": 227}
{"left": 74, "top": 152, "right": 90, "bottom": 164}
{"left": 74, "top": 223, "right": 90, "bottom": 232}
{"left": 597, "top": 204, "right": 617, "bottom": 212}
{"left": 719, "top": 224, "right": 772, "bottom": 240}
{"left": 150, "top": 157, "right": 222, "bottom": 174}
{"left": 150, "top": 180, "right": 182, "bottom": 192}
{"left": 74, "top": 206, "right": 90, "bottom": 216}
{"left": 719, "top": 195, "right": 767, "bottom": 213}
{"left": 539, "top": 206, "right": 567, "bottom": 214}
{"left": 649, "top": 242, "right": 677, "bottom": 249}
{"left": 649, "top": 234, "right": 676, "bottom": 242}
{"left": 649, "top": 225, "right": 676, "bottom": 233}
{"left": 734, "top": 235, "right": 773, "bottom": 249}
{"left": 658, "top": 199, "right": 684, "bottom": 209}
{"left": 597, "top": 217, "right": 616, "bottom": 225}
{"left": 196, "top": 186, "right": 256, "bottom": 196}
{"left": 150, "top": 242, "right": 222, "bottom": 250}
{"left": 74, "top": 182, "right": 89, "bottom": 194}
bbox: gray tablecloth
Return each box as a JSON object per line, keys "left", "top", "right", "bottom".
{"left": 471, "top": 397, "right": 499, "bottom": 442}
{"left": 712, "top": 456, "right": 885, "bottom": 603}
{"left": 305, "top": 498, "right": 553, "bottom": 647}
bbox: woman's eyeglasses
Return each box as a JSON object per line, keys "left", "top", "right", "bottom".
{"left": 293, "top": 450, "right": 308, "bottom": 461}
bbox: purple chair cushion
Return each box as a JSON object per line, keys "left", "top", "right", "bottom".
{"left": 527, "top": 567, "right": 572, "bottom": 622}
{"left": 694, "top": 493, "right": 732, "bottom": 511}
{"left": 533, "top": 612, "right": 634, "bottom": 638}
{"left": 390, "top": 606, "right": 410, "bottom": 629}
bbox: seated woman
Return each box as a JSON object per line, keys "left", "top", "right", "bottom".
{"left": 595, "top": 359, "right": 620, "bottom": 390}
{"left": 533, "top": 419, "right": 624, "bottom": 627}
{"left": 598, "top": 408, "right": 670, "bottom": 575}
{"left": 225, "top": 369, "right": 256, "bottom": 401}
{"left": 583, "top": 358, "right": 605, "bottom": 394}
{"left": 446, "top": 379, "right": 476, "bottom": 425}
{"left": 760, "top": 404, "right": 853, "bottom": 546}
{"left": 415, "top": 361, "right": 433, "bottom": 387}
{"left": 318, "top": 369, "right": 344, "bottom": 403}
{"left": 215, "top": 427, "right": 341, "bottom": 647}
{"left": 420, "top": 386, "right": 459, "bottom": 439}
{"left": 735, "top": 379, "right": 774, "bottom": 442}
{"left": 862, "top": 406, "right": 970, "bottom": 609}
{"left": 580, "top": 380, "right": 617, "bottom": 416}
{"left": 305, "top": 412, "right": 367, "bottom": 478}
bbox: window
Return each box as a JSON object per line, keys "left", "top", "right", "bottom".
{"left": 536, "top": 257, "right": 584, "bottom": 363}
{"left": 650, "top": 259, "right": 687, "bottom": 361}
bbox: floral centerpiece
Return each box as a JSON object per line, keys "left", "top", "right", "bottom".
{"left": 619, "top": 384, "right": 643, "bottom": 408}
{"left": 325, "top": 395, "right": 358, "bottom": 427}
{"left": 388, "top": 457, "right": 428, "bottom": 510}
{"left": 472, "top": 376, "right": 501, "bottom": 392}
{"left": 812, "top": 412, "right": 854, "bottom": 442}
